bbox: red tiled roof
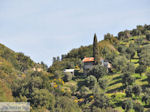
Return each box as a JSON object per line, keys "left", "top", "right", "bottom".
{"left": 82, "top": 57, "right": 104, "bottom": 62}
{"left": 82, "top": 57, "right": 94, "bottom": 62}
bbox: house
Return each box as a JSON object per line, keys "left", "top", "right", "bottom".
{"left": 64, "top": 69, "right": 75, "bottom": 76}
{"left": 82, "top": 57, "right": 111, "bottom": 74}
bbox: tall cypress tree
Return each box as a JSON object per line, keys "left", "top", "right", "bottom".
{"left": 93, "top": 34, "right": 99, "bottom": 65}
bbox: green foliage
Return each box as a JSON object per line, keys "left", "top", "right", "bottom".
{"left": 16, "top": 52, "right": 34, "bottom": 72}
{"left": 122, "top": 72, "right": 135, "bottom": 87}
{"left": 104, "top": 33, "right": 119, "bottom": 45}
{"left": 126, "top": 47, "right": 136, "bottom": 61}
{"left": 1, "top": 24, "right": 150, "bottom": 111}
{"left": 0, "top": 80, "right": 14, "bottom": 102}
{"left": 145, "top": 109, "right": 150, "bottom": 112}
{"left": 133, "top": 102, "right": 144, "bottom": 112}
{"left": 93, "top": 34, "right": 100, "bottom": 65}
{"left": 85, "top": 75, "right": 97, "bottom": 89}
{"left": 93, "top": 93, "right": 110, "bottom": 108}
{"left": 55, "top": 96, "right": 82, "bottom": 112}
{"left": 31, "top": 88, "right": 55, "bottom": 109}
{"left": 112, "top": 55, "right": 128, "bottom": 72}
{"left": 135, "top": 65, "right": 146, "bottom": 75}
{"left": 122, "top": 99, "right": 133, "bottom": 112}
{"left": 64, "top": 72, "right": 73, "bottom": 82}
{"left": 48, "top": 58, "right": 82, "bottom": 73}
{"left": 88, "top": 65, "right": 107, "bottom": 80}
{"left": 79, "top": 86, "right": 90, "bottom": 96}
{"left": 142, "top": 88, "right": 150, "bottom": 104}
{"left": 118, "top": 30, "right": 131, "bottom": 40}
{"left": 147, "top": 72, "right": 150, "bottom": 85}
{"left": 132, "top": 85, "right": 142, "bottom": 97}
{"left": 98, "top": 77, "right": 108, "bottom": 90}
{"left": 146, "top": 32, "right": 150, "bottom": 40}
{"left": 54, "top": 70, "right": 63, "bottom": 79}
{"left": 125, "top": 86, "right": 133, "bottom": 97}
{"left": 123, "top": 62, "right": 135, "bottom": 74}
{"left": 118, "top": 45, "right": 127, "bottom": 53}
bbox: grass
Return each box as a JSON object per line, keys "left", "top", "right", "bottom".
{"left": 131, "top": 59, "right": 139, "bottom": 63}
{"left": 106, "top": 74, "right": 123, "bottom": 93}
{"left": 0, "top": 80, "right": 13, "bottom": 102}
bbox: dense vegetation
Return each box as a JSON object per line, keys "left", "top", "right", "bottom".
{"left": 0, "top": 24, "right": 150, "bottom": 112}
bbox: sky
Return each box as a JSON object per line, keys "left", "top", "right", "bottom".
{"left": 0, "top": 0, "right": 150, "bottom": 66}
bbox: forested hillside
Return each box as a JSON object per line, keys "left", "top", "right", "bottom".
{"left": 49, "top": 24, "right": 150, "bottom": 112}
{"left": 0, "top": 24, "right": 150, "bottom": 112}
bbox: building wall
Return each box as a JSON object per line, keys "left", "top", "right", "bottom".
{"left": 83, "top": 62, "right": 94, "bottom": 73}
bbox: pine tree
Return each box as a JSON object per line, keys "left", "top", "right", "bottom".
{"left": 93, "top": 34, "right": 99, "bottom": 65}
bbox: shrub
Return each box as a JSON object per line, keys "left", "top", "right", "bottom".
{"left": 93, "top": 93, "right": 110, "bottom": 108}
{"left": 64, "top": 72, "right": 73, "bottom": 82}
{"left": 122, "top": 99, "right": 133, "bottom": 112}
{"left": 132, "top": 85, "right": 142, "bottom": 97}
{"left": 85, "top": 75, "right": 97, "bottom": 89}
{"left": 133, "top": 102, "right": 144, "bottom": 112}
{"left": 147, "top": 72, "right": 150, "bottom": 85}
{"left": 88, "top": 65, "right": 107, "bottom": 80}
{"left": 125, "top": 86, "right": 133, "bottom": 97}
{"left": 146, "top": 33, "right": 150, "bottom": 41}
{"left": 98, "top": 77, "right": 108, "bottom": 90}
{"left": 122, "top": 72, "right": 135, "bottom": 87}
{"left": 135, "top": 65, "right": 146, "bottom": 76}
{"left": 123, "top": 62, "right": 135, "bottom": 74}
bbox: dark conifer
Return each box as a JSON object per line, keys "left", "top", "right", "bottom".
{"left": 93, "top": 34, "right": 99, "bottom": 65}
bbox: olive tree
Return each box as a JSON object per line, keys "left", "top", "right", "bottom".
{"left": 88, "top": 65, "right": 107, "bottom": 80}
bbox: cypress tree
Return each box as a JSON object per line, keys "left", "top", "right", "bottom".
{"left": 93, "top": 34, "right": 99, "bottom": 65}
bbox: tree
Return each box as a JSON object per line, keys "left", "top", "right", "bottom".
{"left": 133, "top": 102, "right": 144, "bottom": 112}
{"left": 40, "top": 61, "right": 48, "bottom": 71}
{"left": 126, "top": 47, "right": 135, "bottom": 62}
{"left": 135, "top": 65, "right": 146, "bottom": 76}
{"left": 139, "top": 55, "right": 150, "bottom": 66}
{"left": 112, "top": 55, "right": 127, "bottom": 72}
{"left": 79, "top": 86, "right": 90, "bottom": 96}
{"left": 122, "top": 72, "right": 135, "bottom": 87}
{"left": 88, "top": 65, "right": 107, "bottom": 80}
{"left": 123, "top": 62, "right": 135, "bottom": 74}
{"left": 64, "top": 72, "right": 73, "bottom": 82}
{"left": 104, "top": 33, "right": 113, "bottom": 40}
{"left": 93, "top": 34, "right": 99, "bottom": 65}
{"left": 124, "top": 30, "right": 131, "bottom": 38}
{"left": 54, "top": 70, "right": 63, "bottom": 79}
{"left": 147, "top": 72, "right": 150, "bottom": 85}
{"left": 142, "top": 88, "right": 150, "bottom": 104}
{"left": 93, "top": 93, "right": 110, "bottom": 108}
{"left": 118, "top": 45, "right": 127, "bottom": 53}
{"left": 132, "top": 85, "right": 142, "bottom": 97}
{"left": 118, "top": 31, "right": 125, "bottom": 40}
{"left": 52, "top": 57, "right": 57, "bottom": 64}
{"left": 146, "top": 33, "right": 150, "bottom": 41}
{"left": 125, "top": 86, "right": 133, "bottom": 97}
{"left": 85, "top": 75, "right": 97, "bottom": 89}
{"left": 145, "top": 109, "right": 150, "bottom": 112}
{"left": 56, "top": 56, "right": 60, "bottom": 61}
{"left": 142, "top": 94, "right": 149, "bottom": 104}
{"left": 98, "top": 77, "right": 108, "bottom": 90}
{"left": 31, "top": 88, "right": 55, "bottom": 109}
{"left": 122, "top": 99, "right": 133, "bottom": 112}
{"left": 55, "top": 96, "right": 82, "bottom": 112}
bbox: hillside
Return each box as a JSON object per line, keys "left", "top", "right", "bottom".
{"left": 0, "top": 43, "right": 82, "bottom": 112}
{"left": 48, "top": 24, "right": 150, "bottom": 112}
{"left": 0, "top": 24, "right": 150, "bottom": 112}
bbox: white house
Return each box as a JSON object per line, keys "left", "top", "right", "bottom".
{"left": 64, "top": 69, "right": 75, "bottom": 76}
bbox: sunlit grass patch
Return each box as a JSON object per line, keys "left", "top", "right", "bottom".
{"left": 131, "top": 59, "right": 139, "bottom": 63}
